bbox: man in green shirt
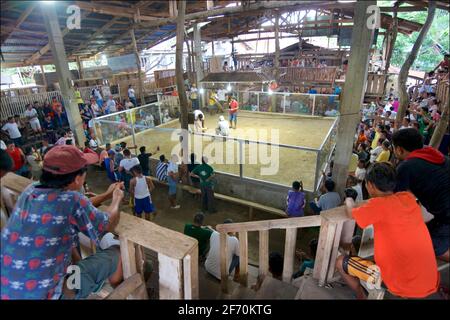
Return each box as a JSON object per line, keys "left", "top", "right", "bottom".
{"left": 190, "top": 156, "right": 217, "bottom": 213}
{"left": 184, "top": 213, "right": 213, "bottom": 259}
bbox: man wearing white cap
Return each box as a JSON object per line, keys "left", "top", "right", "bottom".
{"left": 215, "top": 115, "right": 230, "bottom": 137}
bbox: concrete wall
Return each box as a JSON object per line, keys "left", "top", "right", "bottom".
{"left": 149, "top": 158, "right": 316, "bottom": 213}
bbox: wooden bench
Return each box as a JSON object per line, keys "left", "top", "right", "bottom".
{"left": 148, "top": 176, "right": 287, "bottom": 219}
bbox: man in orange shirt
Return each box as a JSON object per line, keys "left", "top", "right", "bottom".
{"left": 336, "top": 162, "right": 439, "bottom": 299}
{"left": 228, "top": 96, "right": 239, "bottom": 129}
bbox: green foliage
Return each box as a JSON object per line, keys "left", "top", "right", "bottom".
{"left": 376, "top": 1, "right": 449, "bottom": 71}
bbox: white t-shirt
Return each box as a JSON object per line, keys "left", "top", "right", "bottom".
{"left": 119, "top": 157, "right": 140, "bottom": 172}
{"left": 2, "top": 122, "right": 21, "bottom": 139}
{"left": 351, "top": 184, "right": 363, "bottom": 203}
{"left": 26, "top": 154, "right": 42, "bottom": 171}
{"left": 168, "top": 161, "right": 178, "bottom": 174}
{"left": 205, "top": 231, "right": 240, "bottom": 280}
{"left": 107, "top": 99, "right": 117, "bottom": 113}
{"left": 193, "top": 110, "right": 204, "bottom": 120}
{"left": 0, "top": 140, "right": 7, "bottom": 150}
{"left": 217, "top": 89, "right": 226, "bottom": 101}
{"left": 217, "top": 120, "right": 230, "bottom": 136}
{"left": 24, "top": 108, "right": 39, "bottom": 122}
{"left": 89, "top": 138, "right": 99, "bottom": 150}
{"left": 355, "top": 167, "right": 366, "bottom": 181}
{"left": 128, "top": 88, "right": 135, "bottom": 98}
{"left": 94, "top": 88, "right": 102, "bottom": 99}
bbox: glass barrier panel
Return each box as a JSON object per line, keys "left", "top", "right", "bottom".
{"left": 285, "top": 93, "right": 313, "bottom": 115}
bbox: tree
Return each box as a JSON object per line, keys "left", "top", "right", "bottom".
{"left": 396, "top": 2, "right": 436, "bottom": 123}
{"left": 429, "top": 99, "right": 449, "bottom": 149}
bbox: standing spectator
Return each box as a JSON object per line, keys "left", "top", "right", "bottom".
{"left": 79, "top": 103, "right": 93, "bottom": 129}
{"left": 228, "top": 96, "right": 239, "bottom": 129}
{"left": 187, "top": 153, "right": 200, "bottom": 188}
{"left": 42, "top": 114, "right": 56, "bottom": 143}
{"left": 156, "top": 154, "right": 168, "bottom": 182}
{"left": 392, "top": 128, "right": 449, "bottom": 262}
{"left": 33, "top": 101, "right": 46, "bottom": 125}
{"left": 128, "top": 84, "right": 137, "bottom": 107}
{"left": 90, "top": 98, "right": 102, "bottom": 118}
{"left": 138, "top": 145, "right": 159, "bottom": 176}
{"left": 25, "top": 146, "right": 43, "bottom": 181}
{"left": 205, "top": 219, "right": 240, "bottom": 281}
{"left": 184, "top": 213, "right": 213, "bottom": 260}
{"left": 1, "top": 145, "right": 125, "bottom": 299}
{"left": 105, "top": 150, "right": 118, "bottom": 183}
{"left": 130, "top": 165, "right": 156, "bottom": 221}
{"left": 168, "top": 154, "right": 180, "bottom": 209}
{"left": 309, "top": 180, "right": 341, "bottom": 214}
{"left": 24, "top": 103, "right": 42, "bottom": 135}
{"left": 51, "top": 97, "right": 64, "bottom": 128}
{"left": 98, "top": 143, "right": 112, "bottom": 168}
{"left": 190, "top": 83, "right": 199, "bottom": 110}
{"left": 223, "top": 61, "right": 229, "bottom": 72}
{"left": 118, "top": 149, "right": 140, "bottom": 195}
{"left": 2, "top": 116, "right": 23, "bottom": 146}
{"left": 336, "top": 163, "right": 439, "bottom": 299}
{"left": 42, "top": 101, "right": 54, "bottom": 119}
{"left": 92, "top": 85, "right": 103, "bottom": 108}
{"left": 190, "top": 156, "right": 216, "bottom": 214}
{"left": 286, "top": 181, "right": 306, "bottom": 217}
{"left": 114, "top": 144, "right": 124, "bottom": 168}
{"left": 5, "top": 140, "right": 28, "bottom": 177}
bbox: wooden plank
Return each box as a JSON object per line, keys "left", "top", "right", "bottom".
{"left": 326, "top": 221, "right": 344, "bottom": 281}
{"left": 216, "top": 215, "right": 321, "bottom": 233}
{"left": 120, "top": 237, "right": 137, "bottom": 279}
{"left": 238, "top": 231, "right": 248, "bottom": 286}
{"left": 1, "top": 2, "right": 37, "bottom": 46}
{"left": 220, "top": 232, "right": 228, "bottom": 293}
{"left": 183, "top": 245, "right": 199, "bottom": 299}
{"left": 312, "top": 219, "right": 337, "bottom": 286}
{"left": 259, "top": 230, "right": 269, "bottom": 277}
{"left": 158, "top": 253, "right": 183, "bottom": 299}
{"left": 282, "top": 228, "right": 297, "bottom": 282}
{"left": 105, "top": 273, "right": 143, "bottom": 299}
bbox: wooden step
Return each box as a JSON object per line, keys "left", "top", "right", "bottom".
{"left": 253, "top": 276, "right": 299, "bottom": 300}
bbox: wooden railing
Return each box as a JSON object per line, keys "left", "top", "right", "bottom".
{"left": 365, "top": 73, "right": 388, "bottom": 97}
{"left": 0, "top": 173, "right": 199, "bottom": 299}
{"left": 436, "top": 79, "right": 449, "bottom": 107}
{"left": 215, "top": 205, "right": 356, "bottom": 293}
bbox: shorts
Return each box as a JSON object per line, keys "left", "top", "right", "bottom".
{"left": 168, "top": 176, "right": 177, "bottom": 195}
{"left": 342, "top": 255, "right": 382, "bottom": 287}
{"left": 427, "top": 222, "right": 449, "bottom": 257}
{"left": 229, "top": 113, "right": 237, "bottom": 122}
{"left": 30, "top": 119, "right": 41, "bottom": 131}
{"left": 71, "top": 247, "right": 120, "bottom": 299}
{"left": 134, "top": 196, "right": 155, "bottom": 215}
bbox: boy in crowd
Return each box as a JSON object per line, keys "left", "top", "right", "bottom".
{"left": 156, "top": 154, "right": 168, "bottom": 182}
{"left": 184, "top": 213, "right": 213, "bottom": 260}
{"left": 392, "top": 128, "right": 449, "bottom": 262}
{"left": 286, "top": 181, "right": 306, "bottom": 217}
{"left": 118, "top": 149, "right": 140, "bottom": 195}
{"left": 130, "top": 165, "right": 156, "bottom": 221}
{"left": 336, "top": 162, "right": 439, "bottom": 299}
{"left": 5, "top": 140, "right": 28, "bottom": 177}
{"left": 228, "top": 96, "right": 239, "bottom": 129}
{"left": 137, "top": 145, "right": 159, "bottom": 177}
{"left": 309, "top": 179, "right": 341, "bottom": 214}
{"left": 293, "top": 239, "right": 318, "bottom": 279}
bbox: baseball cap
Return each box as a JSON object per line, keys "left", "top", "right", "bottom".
{"left": 43, "top": 145, "right": 99, "bottom": 174}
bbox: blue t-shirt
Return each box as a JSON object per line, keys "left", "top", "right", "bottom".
{"left": 1, "top": 184, "right": 109, "bottom": 300}
{"left": 308, "top": 89, "right": 317, "bottom": 94}
{"left": 286, "top": 190, "right": 305, "bottom": 217}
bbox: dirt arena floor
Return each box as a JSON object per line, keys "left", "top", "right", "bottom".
{"left": 99, "top": 111, "right": 335, "bottom": 190}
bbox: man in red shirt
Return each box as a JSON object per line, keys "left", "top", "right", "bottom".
{"left": 228, "top": 96, "right": 239, "bottom": 129}
{"left": 5, "top": 140, "right": 28, "bottom": 177}
{"left": 336, "top": 162, "right": 439, "bottom": 299}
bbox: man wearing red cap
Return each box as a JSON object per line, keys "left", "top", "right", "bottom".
{"left": 1, "top": 145, "right": 125, "bottom": 299}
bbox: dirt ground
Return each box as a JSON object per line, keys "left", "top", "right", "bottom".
{"left": 85, "top": 166, "right": 320, "bottom": 266}
{"left": 97, "top": 111, "right": 334, "bottom": 190}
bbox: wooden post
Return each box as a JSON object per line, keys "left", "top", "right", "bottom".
{"left": 158, "top": 253, "right": 183, "bottom": 299}
{"left": 383, "top": 4, "right": 398, "bottom": 93}
{"left": 429, "top": 98, "right": 449, "bottom": 149}
{"left": 313, "top": 219, "right": 337, "bottom": 286}
{"left": 40, "top": 65, "right": 47, "bottom": 90}
{"left": 220, "top": 232, "right": 228, "bottom": 293}
{"left": 282, "top": 228, "right": 297, "bottom": 282}
{"left": 76, "top": 56, "right": 83, "bottom": 80}
{"left": 175, "top": 0, "right": 189, "bottom": 131}
{"left": 396, "top": 2, "right": 436, "bottom": 123}
{"left": 274, "top": 12, "right": 280, "bottom": 80}
{"left": 183, "top": 245, "right": 199, "bottom": 299}
{"left": 259, "top": 230, "right": 269, "bottom": 277}
{"left": 120, "top": 237, "right": 137, "bottom": 279}
{"left": 130, "top": 28, "right": 145, "bottom": 106}
{"left": 211, "top": 40, "right": 215, "bottom": 56}
{"left": 238, "top": 231, "right": 248, "bottom": 286}
{"left": 331, "top": 0, "right": 375, "bottom": 196}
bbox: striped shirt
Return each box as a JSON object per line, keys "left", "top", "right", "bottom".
{"left": 156, "top": 161, "right": 168, "bottom": 182}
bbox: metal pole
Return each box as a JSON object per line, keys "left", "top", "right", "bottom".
{"left": 314, "top": 150, "right": 321, "bottom": 192}
{"left": 283, "top": 94, "right": 286, "bottom": 113}
{"left": 312, "top": 95, "right": 316, "bottom": 115}
{"left": 130, "top": 109, "right": 138, "bottom": 156}
{"left": 158, "top": 103, "right": 163, "bottom": 125}
{"left": 239, "top": 140, "right": 244, "bottom": 178}
{"left": 256, "top": 92, "right": 260, "bottom": 112}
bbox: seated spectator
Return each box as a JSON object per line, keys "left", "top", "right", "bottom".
{"left": 215, "top": 115, "right": 230, "bottom": 136}
{"left": 293, "top": 239, "right": 318, "bottom": 279}
{"left": 5, "top": 140, "right": 28, "bottom": 177}
{"left": 336, "top": 162, "right": 439, "bottom": 299}
{"left": 369, "top": 138, "right": 385, "bottom": 163}
{"left": 375, "top": 140, "right": 391, "bottom": 163}
{"left": 286, "top": 181, "right": 305, "bottom": 217}
{"left": 184, "top": 213, "right": 213, "bottom": 260}
{"left": 0, "top": 145, "right": 125, "bottom": 299}
{"left": 205, "top": 219, "right": 240, "bottom": 281}
{"left": 309, "top": 180, "right": 342, "bottom": 214}
{"left": 39, "top": 138, "right": 53, "bottom": 156}
{"left": 392, "top": 128, "right": 449, "bottom": 261}
{"left": 346, "top": 175, "right": 363, "bottom": 202}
